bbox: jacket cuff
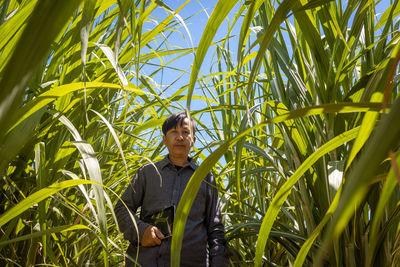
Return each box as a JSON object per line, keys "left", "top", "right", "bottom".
{"left": 137, "top": 220, "right": 150, "bottom": 244}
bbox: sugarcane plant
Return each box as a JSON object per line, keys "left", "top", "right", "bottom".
{"left": 1, "top": 0, "right": 400, "bottom": 266}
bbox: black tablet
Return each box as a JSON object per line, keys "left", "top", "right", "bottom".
{"left": 142, "top": 205, "right": 174, "bottom": 237}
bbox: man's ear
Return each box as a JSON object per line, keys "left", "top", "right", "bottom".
{"left": 191, "top": 136, "right": 196, "bottom": 147}
{"left": 162, "top": 135, "right": 166, "bottom": 145}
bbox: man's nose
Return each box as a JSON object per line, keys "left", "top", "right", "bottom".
{"left": 176, "top": 133, "right": 184, "bottom": 140}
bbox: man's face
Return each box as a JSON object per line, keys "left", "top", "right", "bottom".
{"left": 163, "top": 118, "right": 195, "bottom": 160}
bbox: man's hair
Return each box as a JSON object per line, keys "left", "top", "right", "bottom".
{"left": 162, "top": 112, "right": 196, "bottom": 136}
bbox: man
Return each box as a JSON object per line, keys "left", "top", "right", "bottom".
{"left": 114, "top": 112, "right": 230, "bottom": 266}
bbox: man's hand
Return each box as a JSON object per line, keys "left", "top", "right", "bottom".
{"left": 141, "top": 225, "right": 165, "bottom": 247}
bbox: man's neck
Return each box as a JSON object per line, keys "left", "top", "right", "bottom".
{"left": 169, "top": 155, "right": 188, "bottom": 167}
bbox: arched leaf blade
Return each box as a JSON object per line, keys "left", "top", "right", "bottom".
{"left": 0, "top": 180, "right": 97, "bottom": 227}
{"left": 0, "top": 224, "right": 90, "bottom": 247}
{"left": 80, "top": 0, "right": 97, "bottom": 66}
{"left": 293, "top": 185, "right": 343, "bottom": 267}
{"left": 9, "top": 82, "right": 148, "bottom": 134}
{"left": 346, "top": 92, "right": 383, "bottom": 169}
{"left": 55, "top": 113, "right": 107, "bottom": 238}
{"left": 0, "top": 0, "right": 81, "bottom": 144}
{"left": 186, "top": 0, "right": 239, "bottom": 110}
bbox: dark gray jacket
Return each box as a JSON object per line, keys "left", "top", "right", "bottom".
{"left": 114, "top": 156, "right": 230, "bottom": 266}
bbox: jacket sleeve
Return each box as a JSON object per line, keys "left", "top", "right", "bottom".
{"left": 205, "top": 173, "right": 231, "bottom": 267}
{"left": 114, "top": 167, "right": 150, "bottom": 246}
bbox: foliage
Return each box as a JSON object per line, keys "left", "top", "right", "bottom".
{"left": 1, "top": 0, "right": 400, "bottom": 266}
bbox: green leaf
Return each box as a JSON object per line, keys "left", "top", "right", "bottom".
{"left": 346, "top": 92, "right": 383, "bottom": 169}
{"left": 0, "top": 180, "right": 97, "bottom": 227}
{"left": 55, "top": 113, "right": 108, "bottom": 241}
{"left": 366, "top": 152, "right": 400, "bottom": 266}
{"left": 0, "top": 224, "right": 90, "bottom": 247}
{"left": 9, "top": 82, "right": 147, "bottom": 134}
{"left": 81, "top": 0, "right": 97, "bottom": 66}
{"left": 247, "top": 0, "right": 297, "bottom": 95}
{"left": 186, "top": 0, "right": 239, "bottom": 110}
{"left": 375, "top": 0, "right": 400, "bottom": 31}
{"left": 90, "top": 109, "right": 128, "bottom": 174}
{"left": 0, "top": 105, "right": 46, "bottom": 173}
{"left": 0, "top": 0, "right": 81, "bottom": 144}
{"left": 0, "top": 0, "right": 38, "bottom": 71}
{"left": 293, "top": 185, "right": 343, "bottom": 267}
{"left": 34, "top": 141, "right": 48, "bottom": 258}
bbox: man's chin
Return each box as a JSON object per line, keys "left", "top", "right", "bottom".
{"left": 171, "top": 149, "right": 189, "bottom": 156}
{"left": 173, "top": 146, "right": 187, "bottom": 151}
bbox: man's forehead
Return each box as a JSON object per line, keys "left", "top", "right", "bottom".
{"left": 177, "top": 118, "right": 191, "bottom": 128}
{"left": 167, "top": 118, "right": 192, "bottom": 130}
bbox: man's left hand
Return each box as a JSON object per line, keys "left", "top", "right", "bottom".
{"left": 141, "top": 225, "right": 165, "bottom": 246}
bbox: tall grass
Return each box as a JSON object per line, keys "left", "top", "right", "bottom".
{"left": 1, "top": 0, "right": 400, "bottom": 266}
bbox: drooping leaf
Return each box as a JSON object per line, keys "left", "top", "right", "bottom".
{"left": 0, "top": 180, "right": 98, "bottom": 227}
